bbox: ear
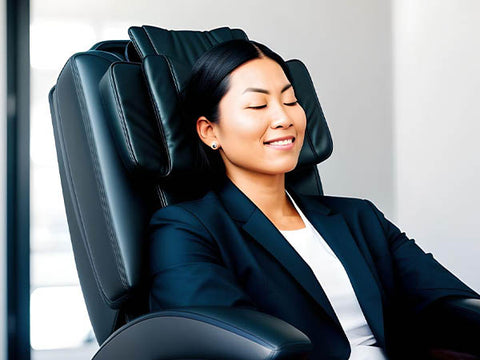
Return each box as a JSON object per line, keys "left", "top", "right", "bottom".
{"left": 196, "top": 116, "right": 219, "bottom": 148}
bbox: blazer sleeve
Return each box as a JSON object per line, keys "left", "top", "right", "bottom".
{"left": 363, "top": 199, "right": 480, "bottom": 313}
{"left": 148, "top": 204, "right": 258, "bottom": 312}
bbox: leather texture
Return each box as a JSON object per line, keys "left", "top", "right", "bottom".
{"left": 141, "top": 55, "right": 192, "bottom": 177}
{"left": 90, "top": 40, "right": 130, "bottom": 60}
{"left": 129, "top": 25, "right": 247, "bottom": 64}
{"left": 421, "top": 297, "right": 480, "bottom": 356}
{"left": 50, "top": 50, "right": 158, "bottom": 342}
{"left": 92, "top": 307, "right": 312, "bottom": 360}
{"left": 99, "top": 62, "right": 167, "bottom": 176}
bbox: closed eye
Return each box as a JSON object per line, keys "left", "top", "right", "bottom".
{"left": 248, "top": 105, "right": 267, "bottom": 109}
{"left": 284, "top": 100, "right": 298, "bottom": 106}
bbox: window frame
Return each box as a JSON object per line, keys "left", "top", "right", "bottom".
{"left": 6, "top": 0, "right": 31, "bottom": 359}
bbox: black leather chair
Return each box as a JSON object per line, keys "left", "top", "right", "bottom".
{"left": 49, "top": 25, "right": 480, "bottom": 359}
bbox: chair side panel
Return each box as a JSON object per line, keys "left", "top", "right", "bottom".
{"left": 50, "top": 51, "right": 156, "bottom": 341}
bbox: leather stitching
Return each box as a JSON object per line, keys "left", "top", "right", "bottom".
{"left": 71, "top": 54, "right": 130, "bottom": 295}
{"left": 128, "top": 28, "right": 144, "bottom": 60}
{"left": 55, "top": 59, "right": 112, "bottom": 304}
{"left": 108, "top": 63, "right": 138, "bottom": 168}
{"left": 141, "top": 57, "right": 171, "bottom": 176}
{"left": 154, "top": 184, "right": 167, "bottom": 208}
{"left": 143, "top": 26, "right": 161, "bottom": 55}
{"left": 164, "top": 55, "right": 180, "bottom": 94}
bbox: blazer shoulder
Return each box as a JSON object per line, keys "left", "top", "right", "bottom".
{"left": 299, "top": 192, "right": 372, "bottom": 212}
{"left": 296, "top": 192, "right": 391, "bottom": 227}
{"left": 149, "top": 190, "right": 223, "bottom": 228}
{"left": 321, "top": 194, "right": 368, "bottom": 206}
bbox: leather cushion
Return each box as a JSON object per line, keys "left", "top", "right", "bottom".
{"left": 128, "top": 25, "right": 248, "bottom": 64}
{"left": 100, "top": 54, "right": 333, "bottom": 178}
{"left": 100, "top": 62, "right": 168, "bottom": 177}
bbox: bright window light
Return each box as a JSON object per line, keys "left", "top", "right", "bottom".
{"left": 30, "top": 103, "right": 57, "bottom": 167}
{"left": 30, "top": 286, "right": 94, "bottom": 350}
{"left": 100, "top": 23, "right": 131, "bottom": 40}
{"left": 30, "top": 21, "right": 96, "bottom": 71}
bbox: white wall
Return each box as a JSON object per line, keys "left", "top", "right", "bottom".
{"left": 1, "top": 0, "right": 7, "bottom": 357}
{"left": 393, "top": 0, "right": 480, "bottom": 292}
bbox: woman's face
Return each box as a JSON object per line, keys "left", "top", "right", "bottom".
{"left": 204, "top": 57, "right": 306, "bottom": 181}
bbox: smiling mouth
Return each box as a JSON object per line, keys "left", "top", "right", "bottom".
{"left": 264, "top": 137, "right": 295, "bottom": 146}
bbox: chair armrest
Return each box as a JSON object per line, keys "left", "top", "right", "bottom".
{"left": 421, "top": 297, "right": 480, "bottom": 358}
{"left": 92, "top": 306, "right": 312, "bottom": 360}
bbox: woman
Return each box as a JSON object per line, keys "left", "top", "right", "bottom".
{"left": 148, "top": 39, "right": 479, "bottom": 359}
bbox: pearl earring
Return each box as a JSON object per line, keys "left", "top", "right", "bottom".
{"left": 211, "top": 142, "right": 218, "bottom": 149}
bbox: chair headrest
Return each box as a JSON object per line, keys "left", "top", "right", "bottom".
{"left": 129, "top": 25, "right": 248, "bottom": 65}
{"left": 100, "top": 26, "right": 333, "bottom": 184}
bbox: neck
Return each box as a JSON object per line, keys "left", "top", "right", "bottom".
{"left": 226, "top": 170, "right": 292, "bottom": 219}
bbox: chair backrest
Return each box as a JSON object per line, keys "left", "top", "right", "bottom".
{"left": 49, "top": 25, "right": 333, "bottom": 344}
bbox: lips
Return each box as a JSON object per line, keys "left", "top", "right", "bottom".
{"left": 268, "top": 138, "right": 293, "bottom": 146}
{"left": 263, "top": 136, "right": 295, "bottom": 145}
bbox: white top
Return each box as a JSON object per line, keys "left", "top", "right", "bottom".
{"left": 279, "top": 192, "right": 386, "bottom": 360}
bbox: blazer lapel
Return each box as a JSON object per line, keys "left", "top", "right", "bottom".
{"left": 242, "top": 208, "right": 342, "bottom": 328}
{"left": 291, "top": 192, "right": 386, "bottom": 348}
{"left": 216, "top": 178, "right": 342, "bottom": 328}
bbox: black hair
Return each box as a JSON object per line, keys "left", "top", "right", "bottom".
{"left": 181, "top": 39, "right": 291, "bottom": 180}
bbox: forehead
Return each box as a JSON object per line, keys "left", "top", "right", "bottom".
{"left": 228, "top": 57, "right": 289, "bottom": 91}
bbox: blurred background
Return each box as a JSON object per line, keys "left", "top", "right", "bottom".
{"left": 1, "top": 0, "right": 479, "bottom": 359}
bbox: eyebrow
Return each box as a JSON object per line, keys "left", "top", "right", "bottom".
{"left": 243, "top": 83, "right": 292, "bottom": 94}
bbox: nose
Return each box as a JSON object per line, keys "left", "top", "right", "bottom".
{"left": 270, "top": 104, "right": 293, "bottom": 129}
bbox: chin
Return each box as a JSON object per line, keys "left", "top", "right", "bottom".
{"left": 264, "top": 161, "right": 299, "bottom": 175}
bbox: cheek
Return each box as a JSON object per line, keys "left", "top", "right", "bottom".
{"left": 219, "top": 115, "right": 266, "bottom": 145}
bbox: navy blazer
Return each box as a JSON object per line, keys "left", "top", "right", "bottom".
{"left": 148, "top": 177, "right": 479, "bottom": 359}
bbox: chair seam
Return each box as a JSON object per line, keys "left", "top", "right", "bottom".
{"left": 164, "top": 55, "right": 180, "bottom": 93}
{"left": 154, "top": 184, "right": 168, "bottom": 208}
{"left": 55, "top": 85, "right": 134, "bottom": 308}
{"left": 143, "top": 26, "right": 161, "bottom": 55}
{"left": 265, "top": 340, "right": 312, "bottom": 360}
{"left": 141, "top": 57, "right": 172, "bottom": 176}
{"left": 109, "top": 64, "right": 138, "bottom": 168}
{"left": 127, "top": 28, "right": 145, "bottom": 59}
{"left": 55, "top": 59, "right": 112, "bottom": 304}
{"left": 71, "top": 54, "right": 130, "bottom": 293}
